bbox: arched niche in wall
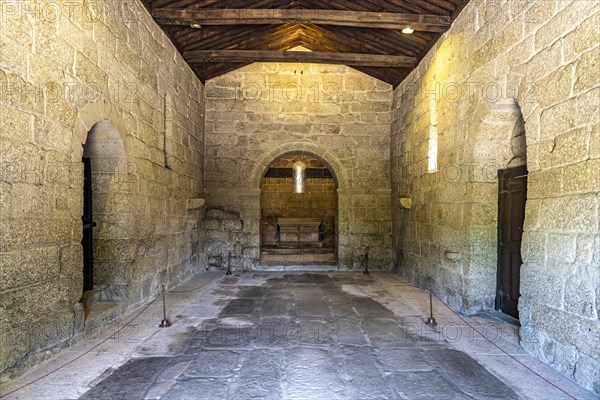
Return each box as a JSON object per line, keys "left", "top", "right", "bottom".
{"left": 259, "top": 151, "right": 339, "bottom": 265}
{"left": 164, "top": 93, "right": 175, "bottom": 169}
{"left": 470, "top": 99, "right": 527, "bottom": 170}
{"left": 82, "top": 119, "right": 131, "bottom": 303}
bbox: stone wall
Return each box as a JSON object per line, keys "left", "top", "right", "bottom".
{"left": 204, "top": 55, "right": 393, "bottom": 270}
{"left": 204, "top": 207, "right": 245, "bottom": 270}
{"left": 390, "top": 0, "right": 599, "bottom": 392}
{"left": 0, "top": 0, "right": 205, "bottom": 378}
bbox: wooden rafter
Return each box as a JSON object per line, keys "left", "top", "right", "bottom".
{"left": 140, "top": 0, "right": 470, "bottom": 86}
{"left": 152, "top": 8, "right": 451, "bottom": 32}
{"left": 183, "top": 50, "right": 417, "bottom": 67}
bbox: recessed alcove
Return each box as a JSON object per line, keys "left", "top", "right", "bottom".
{"left": 260, "top": 153, "right": 337, "bottom": 264}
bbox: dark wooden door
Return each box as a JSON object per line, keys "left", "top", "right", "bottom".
{"left": 496, "top": 165, "right": 528, "bottom": 319}
{"left": 82, "top": 157, "right": 95, "bottom": 292}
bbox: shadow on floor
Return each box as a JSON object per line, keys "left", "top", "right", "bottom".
{"left": 81, "top": 273, "right": 518, "bottom": 400}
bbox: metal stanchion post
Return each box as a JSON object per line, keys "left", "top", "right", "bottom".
{"left": 426, "top": 291, "right": 437, "bottom": 327}
{"left": 159, "top": 285, "right": 171, "bottom": 328}
{"left": 226, "top": 252, "right": 232, "bottom": 275}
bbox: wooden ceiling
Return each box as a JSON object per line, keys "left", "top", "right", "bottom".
{"left": 140, "top": 0, "right": 469, "bottom": 87}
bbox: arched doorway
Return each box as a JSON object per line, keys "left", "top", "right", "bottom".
{"left": 260, "top": 152, "right": 338, "bottom": 265}
{"left": 494, "top": 104, "right": 527, "bottom": 319}
{"left": 81, "top": 120, "right": 128, "bottom": 304}
{"left": 470, "top": 99, "right": 528, "bottom": 319}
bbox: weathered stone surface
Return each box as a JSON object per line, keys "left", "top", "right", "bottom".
{"left": 1, "top": 0, "right": 598, "bottom": 395}
{"left": 564, "top": 277, "right": 597, "bottom": 319}
{"left": 546, "top": 233, "right": 576, "bottom": 264}
{"left": 230, "top": 350, "right": 283, "bottom": 399}
{"left": 529, "top": 302, "right": 600, "bottom": 361}
{"left": 539, "top": 128, "right": 589, "bottom": 168}
{"left": 183, "top": 351, "right": 240, "bottom": 378}
{"left": 526, "top": 168, "right": 563, "bottom": 199}
{"left": 390, "top": 1, "right": 600, "bottom": 393}
{"left": 575, "top": 355, "right": 600, "bottom": 394}
{"left": 574, "top": 47, "right": 600, "bottom": 93}
{"left": 287, "top": 347, "right": 346, "bottom": 398}
{"left": 80, "top": 358, "right": 171, "bottom": 400}
{"left": 563, "top": 12, "right": 600, "bottom": 62}
{"left": 563, "top": 160, "right": 600, "bottom": 193}
{"left": 335, "top": 317, "right": 367, "bottom": 345}
{"left": 0, "top": 248, "right": 60, "bottom": 291}
{"left": 0, "top": 0, "right": 205, "bottom": 379}
{"left": 0, "top": 103, "right": 32, "bottom": 141}
{"left": 204, "top": 58, "right": 393, "bottom": 271}
{"left": 539, "top": 194, "right": 598, "bottom": 233}
{"left": 423, "top": 349, "right": 518, "bottom": 399}
{"left": 342, "top": 346, "right": 396, "bottom": 399}
{"left": 521, "top": 267, "right": 565, "bottom": 307}
{"left": 391, "top": 371, "right": 464, "bottom": 400}
{"left": 72, "top": 273, "right": 592, "bottom": 399}
{"left": 378, "top": 348, "right": 432, "bottom": 371}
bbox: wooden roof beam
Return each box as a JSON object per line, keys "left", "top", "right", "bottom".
{"left": 152, "top": 8, "right": 450, "bottom": 32}
{"left": 183, "top": 49, "right": 417, "bottom": 67}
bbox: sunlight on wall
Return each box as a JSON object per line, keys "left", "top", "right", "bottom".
{"left": 293, "top": 161, "right": 305, "bottom": 193}
{"left": 428, "top": 95, "right": 438, "bottom": 173}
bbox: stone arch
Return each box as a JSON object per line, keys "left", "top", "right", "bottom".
{"left": 250, "top": 142, "right": 347, "bottom": 189}
{"left": 84, "top": 120, "right": 127, "bottom": 170}
{"left": 72, "top": 100, "right": 131, "bottom": 162}
{"left": 259, "top": 150, "right": 340, "bottom": 265}
{"left": 260, "top": 150, "right": 340, "bottom": 188}
{"left": 467, "top": 98, "right": 528, "bottom": 177}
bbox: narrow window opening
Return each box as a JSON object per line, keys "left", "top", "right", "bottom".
{"left": 293, "top": 161, "right": 305, "bottom": 193}
{"left": 164, "top": 94, "right": 173, "bottom": 168}
{"left": 428, "top": 95, "right": 438, "bottom": 173}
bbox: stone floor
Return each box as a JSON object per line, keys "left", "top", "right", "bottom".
{"left": 0, "top": 272, "right": 597, "bottom": 400}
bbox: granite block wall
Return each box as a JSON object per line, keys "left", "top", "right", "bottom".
{"left": 390, "top": 0, "right": 599, "bottom": 392}
{"left": 0, "top": 0, "right": 205, "bottom": 378}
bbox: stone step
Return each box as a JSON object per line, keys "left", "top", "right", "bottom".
{"left": 263, "top": 250, "right": 327, "bottom": 255}
{"left": 264, "top": 241, "right": 325, "bottom": 249}
{"left": 81, "top": 290, "right": 103, "bottom": 308}
{"left": 262, "top": 247, "right": 335, "bottom": 255}
{"left": 260, "top": 252, "right": 337, "bottom": 265}
{"left": 256, "top": 263, "right": 338, "bottom": 271}
{"left": 83, "top": 301, "right": 125, "bottom": 333}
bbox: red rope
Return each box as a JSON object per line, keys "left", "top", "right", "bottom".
{"left": 0, "top": 273, "right": 220, "bottom": 398}
{"left": 431, "top": 292, "right": 578, "bottom": 400}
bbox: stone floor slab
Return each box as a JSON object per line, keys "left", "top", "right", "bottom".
{"left": 286, "top": 347, "right": 346, "bottom": 399}
{"left": 161, "top": 378, "right": 228, "bottom": 400}
{"left": 183, "top": 350, "right": 241, "bottom": 378}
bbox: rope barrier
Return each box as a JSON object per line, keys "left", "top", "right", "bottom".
{"left": 0, "top": 273, "right": 220, "bottom": 398}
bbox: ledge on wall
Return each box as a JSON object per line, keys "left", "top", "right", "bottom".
{"left": 187, "top": 198, "right": 205, "bottom": 210}
{"left": 399, "top": 197, "right": 412, "bottom": 209}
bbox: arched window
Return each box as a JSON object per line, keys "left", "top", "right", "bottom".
{"left": 293, "top": 161, "right": 305, "bottom": 193}
{"left": 428, "top": 95, "right": 438, "bottom": 173}
{"left": 164, "top": 94, "right": 174, "bottom": 168}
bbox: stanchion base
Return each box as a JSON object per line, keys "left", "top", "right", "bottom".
{"left": 226, "top": 269, "right": 232, "bottom": 275}
{"left": 159, "top": 319, "right": 172, "bottom": 328}
{"left": 363, "top": 269, "right": 369, "bottom": 275}
{"left": 425, "top": 317, "right": 437, "bottom": 327}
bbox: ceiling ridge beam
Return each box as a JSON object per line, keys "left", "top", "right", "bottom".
{"left": 183, "top": 49, "right": 417, "bottom": 67}
{"left": 152, "top": 8, "right": 450, "bottom": 32}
